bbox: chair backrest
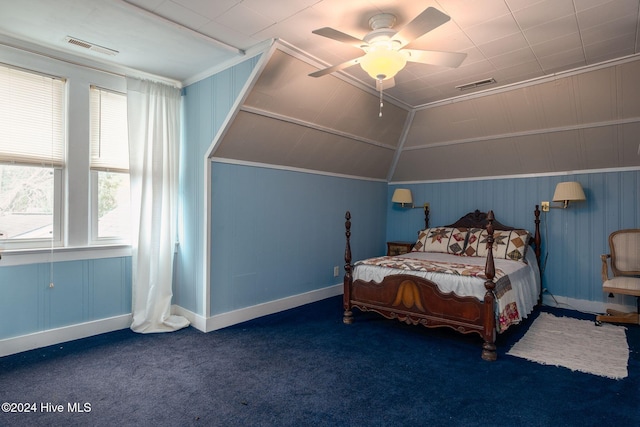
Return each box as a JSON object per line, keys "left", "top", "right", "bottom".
{"left": 610, "top": 229, "right": 640, "bottom": 277}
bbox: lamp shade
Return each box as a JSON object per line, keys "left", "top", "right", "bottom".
{"left": 552, "top": 182, "right": 586, "bottom": 202}
{"left": 360, "top": 47, "right": 407, "bottom": 80}
{"left": 392, "top": 188, "right": 413, "bottom": 205}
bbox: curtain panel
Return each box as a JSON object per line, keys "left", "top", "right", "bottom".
{"left": 127, "top": 77, "right": 189, "bottom": 333}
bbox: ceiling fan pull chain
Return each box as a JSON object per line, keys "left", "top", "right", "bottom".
{"left": 378, "top": 78, "right": 384, "bottom": 117}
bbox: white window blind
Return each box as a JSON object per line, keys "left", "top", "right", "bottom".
{"left": 90, "top": 86, "right": 129, "bottom": 172}
{"left": 0, "top": 65, "right": 65, "bottom": 167}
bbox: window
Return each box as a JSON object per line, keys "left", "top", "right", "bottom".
{"left": 0, "top": 65, "right": 64, "bottom": 247}
{"left": 89, "top": 87, "right": 130, "bottom": 242}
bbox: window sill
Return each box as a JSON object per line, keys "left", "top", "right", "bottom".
{"left": 0, "top": 245, "right": 132, "bottom": 267}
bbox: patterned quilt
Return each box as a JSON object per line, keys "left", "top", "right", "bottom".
{"left": 355, "top": 256, "right": 520, "bottom": 332}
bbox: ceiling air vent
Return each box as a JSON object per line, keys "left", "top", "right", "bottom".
{"left": 64, "top": 36, "right": 119, "bottom": 56}
{"left": 455, "top": 78, "right": 496, "bottom": 91}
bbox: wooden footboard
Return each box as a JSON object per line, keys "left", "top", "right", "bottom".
{"left": 343, "top": 210, "right": 502, "bottom": 361}
{"left": 346, "top": 274, "right": 489, "bottom": 333}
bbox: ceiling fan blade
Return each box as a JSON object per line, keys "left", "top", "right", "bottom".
{"left": 376, "top": 77, "right": 395, "bottom": 91}
{"left": 312, "top": 27, "right": 366, "bottom": 49}
{"left": 392, "top": 7, "right": 451, "bottom": 48}
{"left": 308, "top": 56, "right": 365, "bottom": 78}
{"left": 403, "top": 49, "right": 467, "bottom": 68}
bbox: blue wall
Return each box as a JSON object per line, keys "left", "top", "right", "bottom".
{"left": 209, "top": 162, "right": 386, "bottom": 314}
{"left": 387, "top": 169, "right": 640, "bottom": 307}
{"left": 0, "top": 257, "right": 131, "bottom": 340}
{"left": 177, "top": 56, "right": 261, "bottom": 315}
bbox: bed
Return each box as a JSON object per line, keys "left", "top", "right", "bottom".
{"left": 342, "top": 206, "right": 542, "bottom": 361}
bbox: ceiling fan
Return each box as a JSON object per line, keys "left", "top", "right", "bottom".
{"left": 309, "top": 7, "right": 466, "bottom": 91}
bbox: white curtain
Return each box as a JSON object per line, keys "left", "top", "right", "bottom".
{"left": 127, "top": 77, "right": 189, "bottom": 333}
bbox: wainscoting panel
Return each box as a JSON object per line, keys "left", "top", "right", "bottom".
{"left": 0, "top": 265, "right": 41, "bottom": 339}
{"left": 0, "top": 257, "right": 131, "bottom": 341}
{"left": 209, "top": 161, "right": 387, "bottom": 315}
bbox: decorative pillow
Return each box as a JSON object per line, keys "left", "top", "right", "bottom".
{"left": 412, "top": 227, "right": 468, "bottom": 255}
{"left": 463, "top": 228, "right": 530, "bottom": 262}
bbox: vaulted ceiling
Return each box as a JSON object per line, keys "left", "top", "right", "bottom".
{"left": 214, "top": 48, "right": 408, "bottom": 180}
{"left": 215, "top": 46, "right": 640, "bottom": 181}
{"left": 1, "top": 0, "right": 639, "bottom": 182}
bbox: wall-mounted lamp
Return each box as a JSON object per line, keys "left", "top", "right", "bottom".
{"left": 541, "top": 181, "right": 586, "bottom": 211}
{"left": 392, "top": 188, "right": 429, "bottom": 210}
{"left": 392, "top": 188, "right": 413, "bottom": 207}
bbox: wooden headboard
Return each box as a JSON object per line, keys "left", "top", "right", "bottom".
{"left": 446, "top": 209, "right": 518, "bottom": 230}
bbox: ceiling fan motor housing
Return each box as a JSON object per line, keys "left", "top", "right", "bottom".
{"left": 363, "top": 28, "right": 399, "bottom": 46}
{"left": 368, "top": 13, "right": 396, "bottom": 30}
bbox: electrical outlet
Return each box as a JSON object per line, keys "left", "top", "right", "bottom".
{"left": 541, "top": 201, "right": 550, "bottom": 212}
{"left": 333, "top": 266, "right": 339, "bottom": 277}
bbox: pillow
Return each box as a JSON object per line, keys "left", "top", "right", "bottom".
{"left": 463, "top": 228, "right": 530, "bottom": 262}
{"left": 412, "top": 227, "right": 468, "bottom": 255}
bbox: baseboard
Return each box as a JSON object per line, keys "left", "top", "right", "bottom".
{"left": 172, "top": 283, "right": 343, "bottom": 333}
{"left": 207, "top": 283, "right": 343, "bottom": 332}
{"left": 542, "top": 294, "right": 635, "bottom": 315}
{"left": 0, "top": 314, "right": 132, "bottom": 358}
{"left": 171, "top": 304, "right": 208, "bottom": 332}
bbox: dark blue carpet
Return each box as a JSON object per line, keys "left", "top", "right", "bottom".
{"left": 0, "top": 296, "right": 638, "bottom": 426}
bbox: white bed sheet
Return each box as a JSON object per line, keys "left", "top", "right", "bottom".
{"left": 353, "top": 249, "right": 541, "bottom": 321}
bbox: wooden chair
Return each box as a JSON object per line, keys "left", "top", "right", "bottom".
{"left": 596, "top": 229, "right": 640, "bottom": 325}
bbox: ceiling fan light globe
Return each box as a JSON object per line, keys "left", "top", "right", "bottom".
{"left": 360, "top": 48, "right": 407, "bottom": 81}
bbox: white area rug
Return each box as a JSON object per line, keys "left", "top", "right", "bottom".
{"left": 507, "top": 312, "right": 629, "bottom": 379}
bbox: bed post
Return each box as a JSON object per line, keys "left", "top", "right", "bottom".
{"left": 424, "top": 204, "right": 430, "bottom": 230}
{"left": 533, "top": 204, "right": 542, "bottom": 305}
{"left": 533, "top": 204, "right": 541, "bottom": 266}
{"left": 482, "top": 210, "right": 497, "bottom": 361}
{"left": 343, "top": 211, "right": 353, "bottom": 324}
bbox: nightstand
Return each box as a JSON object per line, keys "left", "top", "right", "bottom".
{"left": 386, "top": 241, "right": 414, "bottom": 256}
